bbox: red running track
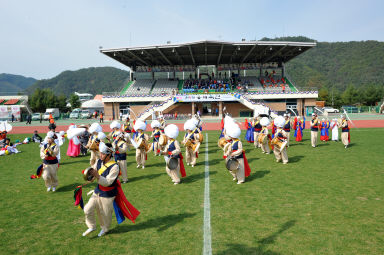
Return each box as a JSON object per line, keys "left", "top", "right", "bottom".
{"left": 9, "top": 119, "right": 384, "bottom": 134}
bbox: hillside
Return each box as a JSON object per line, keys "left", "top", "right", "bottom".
{"left": 25, "top": 67, "right": 130, "bottom": 97}
{"left": 0, "top": 73, "right": 36, "bottom": 94}
{"left": 266, "top": 37, "right": 384, "bottom": 91}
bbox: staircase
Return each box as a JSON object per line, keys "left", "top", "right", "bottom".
{"left": 120, "top": 80, "right": 135, "bottom": 95}
{"left": 137, "top": 96, "right": 176, "bottom": 120}
{"left": 235, "top": 94, "right": 277, "bottom": 118}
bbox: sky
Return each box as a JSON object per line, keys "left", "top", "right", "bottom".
{"left": 1, "top": 0, "right": 384, "bottom": 79}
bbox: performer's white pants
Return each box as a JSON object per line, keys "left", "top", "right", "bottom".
{"left": 42, "top": 163, "right": 58, "bottom": 188}
{"left": 311, "top": 131, "right": 318, "bottom": 147}
{"left": 84, "top": 193, "right": 115, "bottom": 232}
{"left": 166, "top": 158, "right": 180, "bottom": 183}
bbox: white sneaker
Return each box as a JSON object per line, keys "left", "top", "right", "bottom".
{"left": 237, "top": 181, "right": 244, "bottom": 185}
{"left": 276, "top": 159, "right": 280, "bottom": 163}
{"left": 345, "top": 145, "right": 348, "bottom": 148}
{"left": 52, "top": 187, "right": 56, "bottom": 192}
{"left": 47, "top": 187, "right": 51, "bottom": 192}
{"left": 142, "top": 166, "right": 145, "bottom": 169}
{"left": 191, "top": 165, "right": 194, "bottom": 168}
{"left": 137, "top": 165, "right": 140, "bottom": 168}
{"left": 232, "top": 177, "right": 237, "bottom": 181}
{"left": 187, "top": 162, "right": 190, "bottom": 166}
{"left": 82, "top": 228, "right": 95, "bottom": 236}
{"left": 97, "top": 229, "right": 106, "bottom": 237}
{"left": 174, "top": 182, "right": 180, "bottom": 185}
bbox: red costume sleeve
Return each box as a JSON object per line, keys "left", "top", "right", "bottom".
{"left": 179, "top": 153, "right": 186, "bottom": 177}
{"left": 242, "top": 151, "right": 251, "bottom": 177}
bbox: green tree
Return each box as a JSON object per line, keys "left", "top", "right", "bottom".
{"left": 69, "top": 94, "right": 81, "bottom": 110}
{"left": 318, "top": 87, "right": 329, "bottom": 102}
{"left": 57, "top": 95, "right": 68, "bottom": 112}
{"left": 342, "top": 85, "right": 359, "bottom": 105}
{"left": 29, "top": 88, "right": 58, "bottom": 112}
{"left": 363, "top": 84, "right": 382, "bottom": 106}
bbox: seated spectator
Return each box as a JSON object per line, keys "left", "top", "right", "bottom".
{"left": 31, "top": 130, "right": 42, "bottom": 143}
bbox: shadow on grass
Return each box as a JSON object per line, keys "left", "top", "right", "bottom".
{"left": 110, "top": 212, "right": 197, "bottom": 234}
{"left": 289, "top": 155, "right": 304, "bottom": 163}
{"left": 208, "top": 158, "right": 224, "bottom": 166}
{"left": 246, "top": 157, "right": 259, "bottom": 164}
{"left": 317, "top": 142, "right": 330, "bottom": 147}
{"left": 183, "top": 171, "right": 217, "bottom": 184}
{"left": 57, "top": 182, "right": 82, "bottom": 192}
{"left": 129, "top": 173, "right": 166, "bottom": 183}
{"left": 247, "top": 170, "right": 270, "bottom": 182}
{"left": 60, "top": 158, "right": 90, "bottom": 165}
{"left": 216, "top": 220, "right": 296, "bottom": 255}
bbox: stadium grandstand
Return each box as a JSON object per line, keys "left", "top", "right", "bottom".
{"left": 100, "top": 40, "right": 318, "bottom": 120}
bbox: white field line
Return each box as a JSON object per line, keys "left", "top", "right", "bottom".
{"left": 203, "top": 133, "right": 212, "bottom": 255}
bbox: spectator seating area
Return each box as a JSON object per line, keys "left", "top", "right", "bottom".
{"left": 183, "top": 78, "right": 231, "bottom": 93}
{"left": 122, "top": 79, "right": 154, "bottom": 95}
{"left": 120, "top": 74, "right": 297, "bottom": 96}
{"left": 259, "top": 76, "right": 292, "bottom": 93}
{"left": 151, "top": 79, "right": 178, "bottom": 95}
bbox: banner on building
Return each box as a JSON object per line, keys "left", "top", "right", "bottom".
{"left": 0, "top": 106, "right": 8, "bottom": 119}
{"left": 11, "top": 105, "right": 21, "bottom": 119}
{"left": 175, "top": 94, "right": 236, "bottom": 102}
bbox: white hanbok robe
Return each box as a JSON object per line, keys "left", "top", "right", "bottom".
{"left": 330, "top": 121, "right": 339, "bottom": 141}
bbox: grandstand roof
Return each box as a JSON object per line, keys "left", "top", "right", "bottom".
{"left": 100, "top": 40, "right": 316, "bottom": 69}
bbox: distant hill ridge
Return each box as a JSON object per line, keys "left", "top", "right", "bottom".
{"left": 25, "top": 67, "right": 130, "bottom": 97}
{"left": 4, "top": 37, "right": 384, "bottom": 97}
{"left": 0, "top": 73, "right": 37, "bottom": 94}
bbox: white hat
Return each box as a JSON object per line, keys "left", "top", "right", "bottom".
{"left": 164, "top": 124, "right": 179, "bottom": 139}
{"left": 89, "top": 123, "right": 102, "bottom": 134}
{"left": 191, "top": 118, "right": 199, "bottom": 126}
{"left": 260, "top": 117, "right": 270, "bottom": 126}
{"left": 99, "top": 142, "right": 114, "bottom": 154}
{"left": 224, "top": 115, "right": 235, "bottom": 130}
{"left": 134, "top": 120, "right": 146, "bottom": 131}
{"left": 97, "top": 132, "right": 106, "bottom": 140}
{"left": 59, "top": 131, "right": 65, "bottom": 136}
{"left": 322, "top": 118, "right": 325, "bottom": 121}
{"left": 274, "top": 116, "right": 285, "bottom": 128}
{"left": 297, "top": 116, "right": 301, "bottom": 119}
{"left": 46, "top": 131, "right": 55, "bottom": 139}
{"left": 283, "top": 113, "right": 288, "bottom": 117}
{"left": 68, "top": 124, "right": 77, "bottom": 129}
{"left": 226, "top": 123, "right": 241, "bottom": 139}
{"left": 124, "top": 133, "right": 131, "bottom": 139}
{"left": 151, "top": 120, "right": 161, "bottom": 128}
{"left": 110, "top": 121, "right": 121, "bottom": 129}
{"left": 184, "top": 119, "right": 196, "bottom": 131}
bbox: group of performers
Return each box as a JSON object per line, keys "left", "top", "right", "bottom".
{"left": 244, "top": 112, "right": 352, "bottom": 165}
{"left": 32, "top": 109, "right": 352, "bottom": 237}
{"left": 310, "top": 113, "right": 351, "bottom": 148}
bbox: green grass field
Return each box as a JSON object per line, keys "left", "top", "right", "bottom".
{"left": 0, "top": 129, "right": 383, "bottom": 255}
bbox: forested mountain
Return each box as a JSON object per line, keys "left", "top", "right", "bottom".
{"left": 25, "top": 67, "right": 129, "bottom": 97}
{"left": 0, "top": 73, "right": 36, "bottom": 94}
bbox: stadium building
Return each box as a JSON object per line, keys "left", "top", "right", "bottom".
{"left": 100, "top": 40, "right": 318, "bottom": 120}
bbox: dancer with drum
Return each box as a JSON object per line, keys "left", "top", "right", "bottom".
{"left": 86, "top": 123, "right": 103, "bottom": 166}
{"left": 310, "top": 113, "right": 319, "bottom": 148}
{"left": 259, "top": 117, "right": 271, "bottom": 154}
{"left": 272, "top": 116, "right": 289, "bottom": 164}
{"left": 108, "top": 121, "right": 121, "bottom": 141}
{"left": 112, "top": 132, "right": 129, "bottom": 183}
{"left": 223, "top": 121, "right": 251, "bottom": 184}
{"left": 40, "top": 131, "right": 60, "bottom": 192}
{"left": 340, "top": 115, "right": 350, "bottom": 148}
{"left": 82, "top": 142, "right": 140, "bottom": 237}
{"left": 161, "top": 124, "right": 186, "bottom": 185}
{"left": 252, "top": 114, "right": 262, "bottom": 148}
{"left": 283, "top": 113, "right": 293, "bottom": 147}
{"left": 159, "top": 115, "right": 166, "bottom": 133}
{"left": 150, "top": 120, "right": 162, "bottom": 156}
{"left": 183, "top": 119, "right": 199, "bottom": 167}
{"left": 133, "top": 120, "right": 148, "bottom": 169}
